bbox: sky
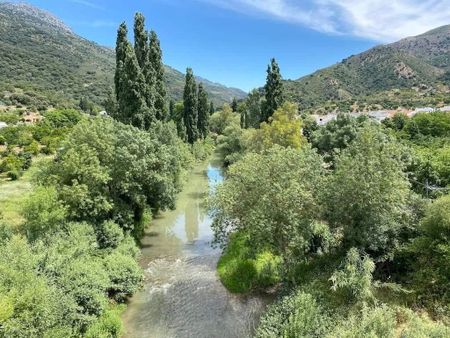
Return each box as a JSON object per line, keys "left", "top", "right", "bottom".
{"left": 8, "top": 0, "right": 450, "bottom": 92}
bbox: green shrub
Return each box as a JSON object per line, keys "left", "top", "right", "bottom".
{"left": 217, "top": 233, "right": 281, "bottom": 293}
{"left": 96, "top": 220, "right": 124, "bottom": 249}
{"left": 6, "top": 170, "right": 20, "bottom": 180}
{"left": 84, "top": 304, "right": 126, "bottom": 338}
{"left": 326, "top": 305, "right": 396, "bottom": 338}
{"left": 256, "top": 291, "right": 331, "bottom": 338}
{"left": 103, "top": 251, "right": 143, "bottom": 302}
{"left": 22, "top": 186, "right": 67, "bottom": 241}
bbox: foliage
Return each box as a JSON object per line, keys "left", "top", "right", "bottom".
{"left": 330, "top": 248, "right": 375, "bottom": 304}
{"left": 409, "top": 195, "right": 450, "bottom": 308}
{"left": 0, "top": 236, "right": 76, "bottom": 338}
{"left": 217, "top": 233, "right": 281, "bottom": 293}
{"left": 255, "top": 291, "right": 331, "bottom": 338}
{"left": 183, "top": 68, "right": 199, "bottom": 143}
{"left": 209, "top": 104, "right": 240, "bottom": 135}
{"left": 311, "top": 113, "right": 368, "bottom": 163}
{"left": 263, "top": 58, "right": 284, "bottom": 122}
{"left": 255, "top": 102, "right": 305, "bottom": 151}
{"left": 197, "top": 83, "right": 210, "bottom": 139}
{"left": 22, "top": 186, "right": 67, "bottom": 241}
{"left": 37, "top": 118, "right": 183, "bottom": 233}
{"left": 324, "top": 125, "right": 412, "bottom": 257}
{"left": 211, "top": 146, "right": 326, "bottom": 268}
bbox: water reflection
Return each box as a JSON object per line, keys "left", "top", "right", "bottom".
{"left": 122, "top": 158, "right": 265, "bottom": 338}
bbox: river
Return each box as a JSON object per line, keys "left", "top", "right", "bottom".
{"left": 122, "top": 156, "right": 266, "bottom": 338}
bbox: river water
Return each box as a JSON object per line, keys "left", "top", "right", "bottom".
{"left": 122, "top": 156, "right": 266, "bottom": 338}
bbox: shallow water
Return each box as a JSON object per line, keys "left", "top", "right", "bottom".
{"left": 122, "top": 157, "right": 266, "bottom": 338}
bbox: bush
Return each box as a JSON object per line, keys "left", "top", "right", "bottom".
{"left": 217, "top": 233, "right": 281, "bottom": 293}
{"left": 6, "top": 170, "right": 20, "bottom": 180}
{"left": 85, "top": 304, "right": 126, "bottom": 338}
{"left": 22, "top": 186, "right": 67, "bottom": 241}
{"left": 103, "top": 251, "right": 143, "bottom": 302}
{"left": 256, "top": 291, "right": 331, "bottom": 338}
{"left": 96, "top": 220, "right": 124, "bottom": 249}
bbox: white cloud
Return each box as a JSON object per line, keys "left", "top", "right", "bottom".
{"left": 74, "top": 20, "right": 116, "bottom": 28}
{"left": 200, "top": 0, "right": 450, "bottom": 42}
{"left": 69, "top": 0, "right": 104, "bottom": 11}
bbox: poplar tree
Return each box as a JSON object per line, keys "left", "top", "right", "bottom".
{"left": 263, "top": 58, "right": 284, "bottom": 122}
{"left": 197, "top": 83, "right": 209, "bottom": 139}
{"left": 114, "top": 22, "right": 128, "bottom": 108}
{"left": 183, "top": 68, "right": 198, "bottom": 144}
{"left": 133, "top": 13, "right": 156, "bottom": 120}
{"left": 134, "top": 13, "right": 148, "bottom": 70}
{"left": 120, "top": 43, "right": 150, "bottom": 129}
{"left": 149, "top": 30, "right": 168, "bottom": 121}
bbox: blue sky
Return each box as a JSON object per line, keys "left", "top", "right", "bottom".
{"left": 10, "top": 0, "right": 450, "bottom": 92}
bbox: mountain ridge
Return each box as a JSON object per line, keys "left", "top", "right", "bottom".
{"left": 0, "top": 2, "right": 246, "bottom": 110}
{"left": 284, "top": 24, "right": 450, "bottom": 112}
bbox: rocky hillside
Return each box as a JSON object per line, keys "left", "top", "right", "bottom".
{"left": 285, "top": 25, "right": 450, "bottom": 112}
{"left": 0, "top": 2, "right": 246, "bottom": 110}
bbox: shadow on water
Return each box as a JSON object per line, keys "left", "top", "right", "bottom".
{"left": 122, "top": 155, "right": 268, "bottom": 338}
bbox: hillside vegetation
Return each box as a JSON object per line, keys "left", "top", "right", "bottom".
{"left": 284, "top": 25, "right": 450, "bottom": 112}
{"left": 0, "top": 3, "right": 245, "bottom": 110}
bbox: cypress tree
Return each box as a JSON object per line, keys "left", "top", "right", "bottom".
{"left": 231, "top": 97, "right": 238, "bottom": 112}
{"left": 149, "top": 30, "right": 167, "bottom": 121}
{"left": 209, "top": 101, "right": 215, "bottom": 115}
{"left": 183, "top": 68, "right": 198, "bottom": 144}
{"left": 263, "top": 58, "right": 284, "bottom": 122}
{"left": 169, "top": 99, "right": 175, "bottom": 121}
{"left": 197, "top": 83, "right": 209, "bottom": 139}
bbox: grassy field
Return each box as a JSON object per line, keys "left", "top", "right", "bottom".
{"left": 0, "top": 156, "right": 48, "bottom": 229}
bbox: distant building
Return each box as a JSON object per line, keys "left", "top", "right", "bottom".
{"left": 0, "top": 121, "right": 7, "bottom": 129}
{"left": 312, "top": 113, "right": 337, "bottom": 126}
{"left": 22, "top": 111, "right": 43, "bottom": 124}
{"left": 438, "top": 106, "right": 450, "bottom": 112}
{"left": 368, "top": 110, "right": 390, "bottom": 123}
{"left": 414, "top": 107, "right": 435, "bottom": 113}
{"left": 98, "top": 110, "right": 108, "bottom": 117}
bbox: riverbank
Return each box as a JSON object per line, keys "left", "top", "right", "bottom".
{"left": 121, "top": 155, "right": 267, "bottom": 338}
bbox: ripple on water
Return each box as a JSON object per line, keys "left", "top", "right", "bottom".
{"left": 124, "top": 254, "right": 266, "bottom": 338}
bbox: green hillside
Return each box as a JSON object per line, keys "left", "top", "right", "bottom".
{"left": 0, "top": 2, "right": 246, "bottom": 110}
{"left": 285, "top": 25, "right": 450, "bottom": 112}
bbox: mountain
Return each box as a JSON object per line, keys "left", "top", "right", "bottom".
{"left": 0, "top": 2, "right": 246, "bottom": 110}
{"left": 284, "top": 25, "right": 450, "bottom": 112}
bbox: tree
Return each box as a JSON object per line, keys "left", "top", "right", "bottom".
{"left": 263, "top": 58, "right": 284, "bottom": 122}
{"left": 133, "top": 13, "right": 148, "bottom": 70}
{"left": 38, "top": 118, "right": 184, "bottom": 233}
{"left": 133, "top": 13, "right": 156, "bottom": 122}
{"left": 410, "top": 195, "right": 450, "bottom": 304}
{"left": 209, "top": 101, "right": 215, "bottom": 115}
{"left": 114, "top": 23, "right": 152, "bottom": 129}
{"left": 210, "top": 146, "right": 326, "bottom": 267}
{"left": 311, "top": 113, "right": 368, "bottom": 163}
{"left": 255, "top": 102, "right": 306, "bottom": 151}
{"left": 197, "top": 83, "right": 209, "bottom": 139}
{"left": 183, "top": 68, "right": 198, "bottom": 143}
{"left": 169, "top": 100, "right": 175, "bottom": 120}
{"left": 149, "top": 30, "right": 167, "bottom": 120}
{"left": 114, "top": 22, "right": 128, "bottom": 103}
{"left": 231, "top": 98, "right": 238, "bottom": 112}
{"left": 324, "top": 125, "right": 412, "bottom": 257}
{"left": 245, "top": 89, "right": 262, "bottom": 128}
